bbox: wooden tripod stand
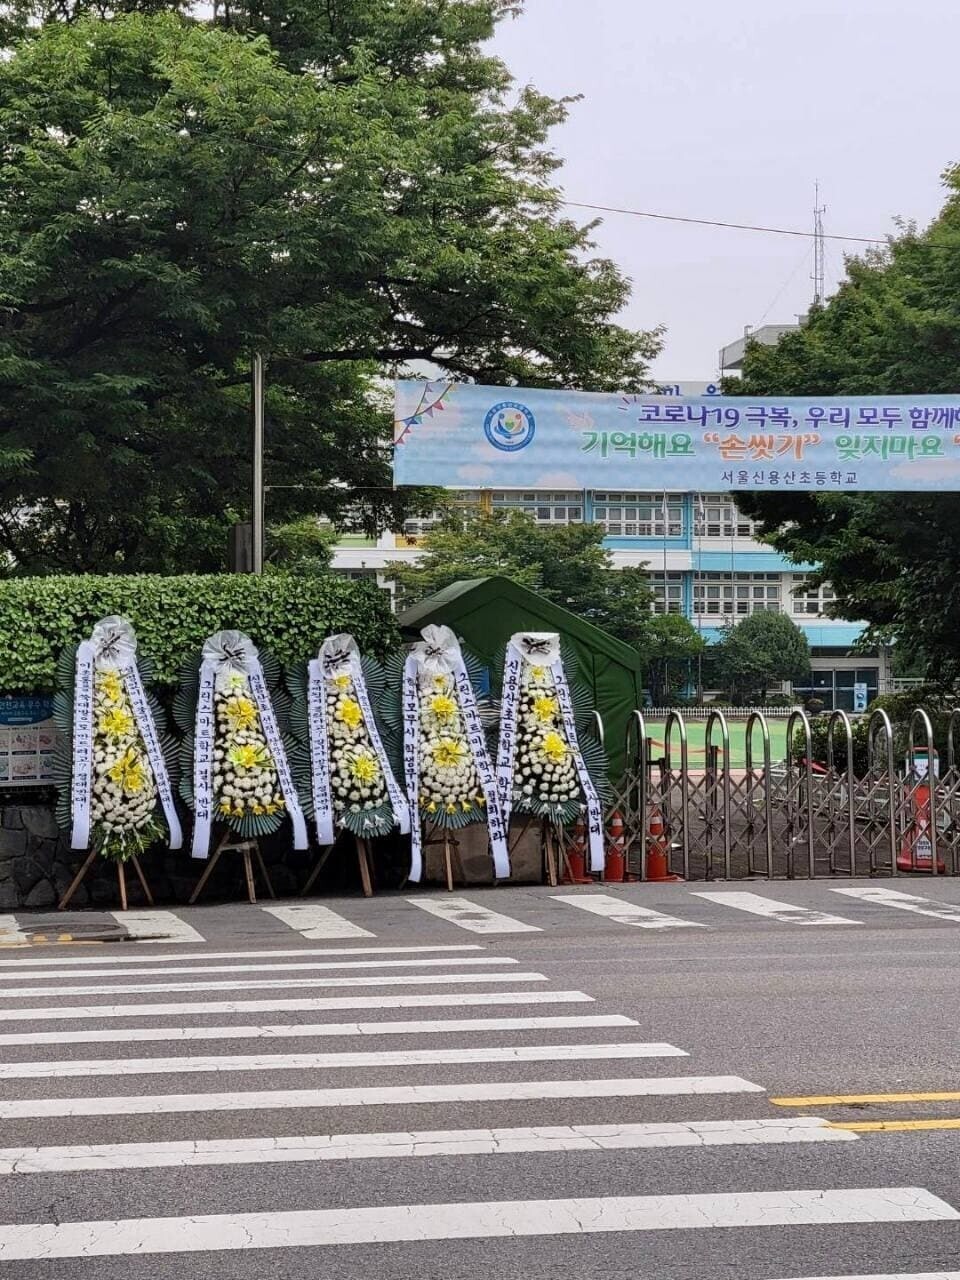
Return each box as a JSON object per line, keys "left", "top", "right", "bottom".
{"left": 58, "top": 847, "right": 155, "bottom": 912}
{"left": 189, "top": 830, "right": 275, "bottom": 905}
{"left": 301, "top": 835, "right": 374, "bottom": 898}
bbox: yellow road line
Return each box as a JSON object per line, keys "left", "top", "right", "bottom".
{"left": 829, "top": 1118, "right": 960, "bottom": 1133}
{"left": 0, "top": 936, "right": 103, "bottom": 949}
{"left": 772, "top": 1091, "right": 960, "bottom": 1107}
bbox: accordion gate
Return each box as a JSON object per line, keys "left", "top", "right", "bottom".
{"left": 608, "top": 707, "right": 960, "bottom": 881}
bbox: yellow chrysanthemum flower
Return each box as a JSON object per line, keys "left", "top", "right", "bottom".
{"left": 219, "top": 801, "right": 232, "bottom": 815}
{"left": 108, "top": 748, "right": 145, "bottom": 795}
{"left": 530, "top": 666, "right": 547, "bottom": 681}
{"left": 332, "top": 674, "right": 352, "bottom": 689}
{"left": 349, "top": 751, "right": 379, "bottom": 785}
{"left": 427, "top": 801, "right": 438, "bottom": 813}
{"left": 337, "top": 698, "right": 363, "bottom": 729}
{"left": 542, "top": 730, "right": 569, "bottom": 764}
{"left": 228, "top": 744, "right": 265, "bottom": 771}
{"left": 98, "top": 672, "right": 123, "bottom": 704}
{"left": 99, "top": 707, "right": 134, "bottom": 737}
{"left": 226, "top": 696, "right": 257, "bottom": 732}
{"left": 429, "top": 693, "right": 457, "bottom": 722}
{"left": 432, "top": 738, "right": 468, "bottom": 769}
{"left": 532, "top": 694, "right": 558, "bottom": 722}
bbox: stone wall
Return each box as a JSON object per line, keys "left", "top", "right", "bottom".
{"left": 0, "top": 802, "right": 546, "bottom": 910}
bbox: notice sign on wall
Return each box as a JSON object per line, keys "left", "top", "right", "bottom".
{"left": 394, "top": 381, "right": 960, "bottom": 492}
{"left": 0, "top": 697, "right": 57, "bottom": 787}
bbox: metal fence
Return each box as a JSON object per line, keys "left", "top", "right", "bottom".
{"left": 609, "top": 707, "right": 960, "bottom": 881}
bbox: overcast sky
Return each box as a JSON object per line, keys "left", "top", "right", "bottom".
{"left": 492, "top": 0, "right": 957, "bottom": 380}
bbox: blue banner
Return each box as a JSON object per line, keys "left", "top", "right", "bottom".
{"left": 393, "top": 381, "right": 960, "bottom": 491}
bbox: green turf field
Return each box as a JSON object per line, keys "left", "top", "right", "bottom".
{"left": 645, "top": 718, "right": 790, "bottom": 768}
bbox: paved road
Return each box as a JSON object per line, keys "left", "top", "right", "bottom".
{"left": 1, "top": 878, "right": 960, "bottom": 1278}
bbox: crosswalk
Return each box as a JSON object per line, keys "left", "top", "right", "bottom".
{"left": 0, "top": 924, "right": 956, "bottom": 1272}
{"left": 8, "top": 884, "right": 960, "bottom": 946}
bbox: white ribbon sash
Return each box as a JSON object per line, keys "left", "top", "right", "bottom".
{"left": 190, "top": 657, "right": 217, "bottom": 860}
{"left": 550, "top": 658, "right": 605, "bottom": 872}
{"left": 401, "top": 654, "right": 423, "bottom": 882}
{"left": 69, "top": 641, "right": 96, "bottom": 850}
{"left": 494, "top": 640, "right": 524, "bottom": 842}
{"left": 248, "top": 665, "right": 308, "bottom": 852}
{"left": 123, "top": 662, "right": 182, "bottom": 851}
{"left": 309, "top": 653, "right": 410, "bottom": 847}
{"left": 307, "top": 659, "right": 336, "bottom": 848}
{"left": 452, "top": 658, "right": 510, "bottom": 879}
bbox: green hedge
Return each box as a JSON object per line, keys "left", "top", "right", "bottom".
{"left": 0, "top": 574, "right": 400, "bottom": 693}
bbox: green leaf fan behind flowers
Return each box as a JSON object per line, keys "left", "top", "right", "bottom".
{"left": 53, "top": 618, "right": 179, "bottom": 863}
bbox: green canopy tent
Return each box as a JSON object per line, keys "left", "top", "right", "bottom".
{"left": 397, "top": 576, "right": 644, "bottom": 782}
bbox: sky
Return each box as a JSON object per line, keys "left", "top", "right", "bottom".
{"left": 491, "top": 0, "right": 959, "bottom": 380}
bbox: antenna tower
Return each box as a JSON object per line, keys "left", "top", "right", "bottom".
{"left": 812, "top": 183, "right": 826, "bottom": 307}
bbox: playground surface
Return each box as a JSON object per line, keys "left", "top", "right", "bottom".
{"left": 645, "top": 717, "right": 790, "bottom": 768}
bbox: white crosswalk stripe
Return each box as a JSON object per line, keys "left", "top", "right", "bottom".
{"left": 0, "top": 1075, "right": 763, "bottom": 1120}
{"left": 262, "top": 903, "right": 375, "bottom": 939}
{"left": 407, "top": 895, "right": 542, "bottom": 933}
{"left": 0, "top": 915, "right": 28, "bottom": 945}
{"left": 0, "top": 943, "right": 483, "bottom": 968}
{"left": 690, "top": 890, "right": 861, "bottom": 925}
{"left": 0, "top": 1188, "right": 952, "bottom": 1260}
{"left": 110, "top": 909, "right": 204, "bottom": 942}
{"left": 0, "top": 970, "right": 549, "bottom": 999}
{"left": 0, "top": 1040, "right": 687, "bottom": 1080}
{"left": 0, "top": 955, "right": 520, "bottom": 981}
{"left": 0, "top": 1013, "right": 635, "bottom": 1048}
{"left": 0, "top": 1117, "right": 855, "bottom": 1175}
{"left": 831, "top": 885, "right": 960, "bottom": 921}
{"left": 0, "top": 989, "right": 594, "bottom": 1023}
{"left": 553, "top": 893, "right": 704, "bottom": 929}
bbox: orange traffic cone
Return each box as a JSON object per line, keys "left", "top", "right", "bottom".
{"left": 896, "top": 781, "right": 946, "bottom": 873}
{"left": 561, "top": 817, "right": 592, "bottom": 884}
{"left": 645, "top": 804, "right": 681, "bottom": 882}
{"left": 604, "top": 811, "right": 626, "bottom": 883}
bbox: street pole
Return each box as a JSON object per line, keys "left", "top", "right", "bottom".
{"left": 252, "top": 352, "right": 265, "bottom": 575}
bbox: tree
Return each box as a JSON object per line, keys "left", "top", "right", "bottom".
{"left": 265, "top": 518, "right": 335, "bottom": 576}
{"left": 0, "top": 6, "right": 660, "bottom": 573}
{"left": 385, "top": 509, "right": 654, "bottom": 646}
{"left": 639, "top": 613, "right": 706, "bottom": 706}
{"left": 732, "top": 170, "right": 960, "bottom": 681}
{"left": 715, "top": 612, "right": 810, "bottom": 703}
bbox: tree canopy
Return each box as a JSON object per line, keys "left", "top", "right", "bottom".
{"left": 714, "top": 611, "right": 810, "bottom": 703}
{"left": 385, "top": 509, "right": 654, "bottom": 647}
{"left": 0, "top": 2, "right": 660, "bottom": 573}
{"left": 733, "top": 169, "right": 960, "bottom": 680}
{"left": 640, "top": 612, "right": 706, "bottom": 706}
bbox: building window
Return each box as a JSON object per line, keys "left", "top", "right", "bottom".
{"left": 648, "top": 572, "right": 685, "bottom": 615}
{"left": 693, "top": 572, "right": 781, "bottom": 618}
{"left": 791, "top": 576, "right": 836, "bottom": 616}
{"left": 593, "top": 492, "right": 684, "bottom": 537}
{"left": 693, "top": 494, "right": 760, "bottom": 539}
{"left": 490, "top": 491, "right": 583, "bottom": 524}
